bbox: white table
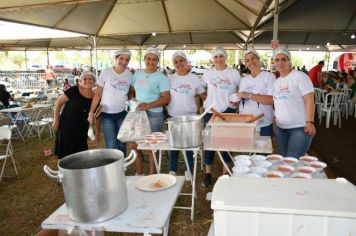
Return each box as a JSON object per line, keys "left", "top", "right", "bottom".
{"left": 41, "top": 176, "right": 184, "bottom": 236}
{"left": 0, "top": 104, "right": 52, "bottom": 140}
{"left": 203, "top": 128, "right": 273, "bottom": 176}
{"left": 138, "top": 142, "right": 200, "bottom": 221}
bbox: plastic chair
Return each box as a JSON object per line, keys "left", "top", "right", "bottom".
{"left": 0, "top": 126, "right": 18, "bottom": 182}
{"left": 28, "top": 107, "right": 53, "bottom": 141}
{"left": 318, "top": 92, "right": 344, "bottom": 128}
{"left": 340, "top": 88, "right": 352, "bottom": 119}
{"left": 314, "top": 88, "right": 326, "bottom": 117}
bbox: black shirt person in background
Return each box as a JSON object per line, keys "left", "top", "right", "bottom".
{"left": 0, "top": 84, "right": 14, "bottom": 108}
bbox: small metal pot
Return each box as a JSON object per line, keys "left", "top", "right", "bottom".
{"left": 44, "top": 149, "right": 136, "bottom": 223}
{"left": 167, "top": 115, "right": 202, "bottom": 148}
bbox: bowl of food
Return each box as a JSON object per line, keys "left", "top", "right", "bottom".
{"left": 275, "top": 165, "right": 295, "bottom": 176}
{"left": 307, "top": 161, "right": 327, "bottom": 172}
{"left": 254, "top": 160, "right": 272, "bottom": 169}
{"left": 149, "top": 139, "right": 162, "bottom": 148}
{"left": 135, "top": 140, "right": 147, "bottom": 147}
{"left": 266, "top": 154, "right": 283, "bottom": 164}
{"left": 296, "top": 166, "right": 316, "bottom": 175}
{"left": 291, "top": 172, "right": 312, "bottom": 179}
{"left": 264, "top": 171, "right": 284, "bottom": 178}
{"left": 300, "top": 155, "right": 318, "bottom": 165}
{"left": 282, "top": 157, "right": 299, "bottom": 166}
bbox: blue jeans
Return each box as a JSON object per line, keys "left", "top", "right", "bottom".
{"left": 169, "top": 151, "right": 193, "bottom": 172}
{"left": 274, "top": 125, "right": 313, "bottom": 158}
{"left": 203, "top": 107, "right": 236, "bottom": 165}
{"left": 147, "top": 111, "right": 164, "bottom": 132}
{"left": 260, "top": 124, "right": 273, "bottom": 136}
{"left": 101, "top": 111, "right": 127, "bottom": 153}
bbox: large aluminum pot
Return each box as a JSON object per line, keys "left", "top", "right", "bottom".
{"left": 167, "top": 115, "right": 202, "bottom": 148}
{"left": 43, "top": 149, "right": 136, "bottom": 223}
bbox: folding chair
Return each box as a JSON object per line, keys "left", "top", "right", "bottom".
{"left": 28, "top": 107, "right": 53, "bottom": 141}
{"left": 0, "top": 126, "right": 18, "bottom": 182}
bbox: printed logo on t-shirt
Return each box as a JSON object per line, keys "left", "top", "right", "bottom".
{"left": 109, "top": 79, "right": 130, "bottom": 91}
{"left": 275, "top": 84, "right": 290, "bottom": 100}
{"left": 210, "top": 76, "right": 232, "bottom": 89}
{"left": 171, "top": 82, "right": 193, "bottom": 94}
{"left": 135, "top": 78, "right": 150, "bottom": 89}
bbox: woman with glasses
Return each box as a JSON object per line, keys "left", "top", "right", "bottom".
{"left": 129, "top": 47, "right": 170, "bottom": 175}
{"left": 167, "top": 51, "right": 206, "bottom": 179}
{"left": 88, "top": 48, "right": 134, "bottom": 153}
{"left": 273, "top": 48, "right": 316, "bottom": 158}
{"left": 236, "top": 49, "right": 275, "bottom": 136}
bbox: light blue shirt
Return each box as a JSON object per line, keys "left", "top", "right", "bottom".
{"left": 133, "top": 69, "right": 169, "bottom": 112}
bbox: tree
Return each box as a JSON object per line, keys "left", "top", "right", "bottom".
{"left": 11, "top": 54, "right": 25, "bottom": 69}
{"left": 259, "top": 53, "right": 269, "bottom": 70}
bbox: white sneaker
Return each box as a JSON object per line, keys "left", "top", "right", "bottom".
{"left": 184, "top": 170, "right": 192, "bottom": 182}
{"left": 169, "top": 171, "right": 177, "bottom": 176}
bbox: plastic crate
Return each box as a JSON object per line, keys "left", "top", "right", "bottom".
{"left": 208, "top": 114, "right": 257, "bottom": 148}
{"left": 211, "top": 176, "right": 356, "bottom": 236}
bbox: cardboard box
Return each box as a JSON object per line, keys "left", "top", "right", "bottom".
{"left": 208, "top": 114, "right": 256, "bottom": 148}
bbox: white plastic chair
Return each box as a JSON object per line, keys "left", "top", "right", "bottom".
{"left": 28, "top": 107, "right": 53, "bottom": 141}
{"left": 340, "top": 88, "right": 352, "bottom": 119}
{"left": 314, "top": 88, "right": 326, "bottom": 117}
{"left": 0, "top": 126, "right": 18, "bottom": 182}
{"left": 318, "top": 92, "right": 344, "bottom": 128}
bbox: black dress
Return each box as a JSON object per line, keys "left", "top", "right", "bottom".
{"left": 54, "top": 86, "right": 92, "bottom": 159}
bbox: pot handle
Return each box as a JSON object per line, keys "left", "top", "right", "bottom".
{"left": 43, "top": 165, "right": 62, "bottom": 182}
{"left": 124, "top": 150, "right": 137, "bottom": 168}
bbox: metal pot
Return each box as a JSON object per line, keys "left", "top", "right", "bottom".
{"left": 43, "top": 149, "right": 136, "bottom": 223}
{"left": 167, "top": 115, "right": 202, "bottom": 148}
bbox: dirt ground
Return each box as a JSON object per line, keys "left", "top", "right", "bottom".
{"left": 0, "top": 115, "right": 354, "bottom": 235}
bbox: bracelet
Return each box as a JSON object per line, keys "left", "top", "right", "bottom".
{"left": 306, "top": 121, "right": 314, "bottom": 124}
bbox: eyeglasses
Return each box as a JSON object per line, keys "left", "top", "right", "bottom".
{"left": 274, "top": 58, "right": 289, "bottom": 62}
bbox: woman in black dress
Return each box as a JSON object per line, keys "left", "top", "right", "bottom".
{"left": 53, "top": 72, "right": 96, "bottom": 159}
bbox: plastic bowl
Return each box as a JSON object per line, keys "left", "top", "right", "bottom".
{"left": 307, "top": 161, "right": 327, "bottom": 172}
{"left": 291, "top": 172, "right": 312, "bottom": 179}
{"left": 234, "top": 159, "right": 252, "bottom": 167}
{"left": 250, "top": 166, "right": 268, "bottom": 175}
{"left": 229, "top": 93, "right": 241, "bottom": 103}
{"left": 135, "top": 140, "right": 147, "bottom": 147}
{"left": 300, "top": 155, "right": 318, "bottom": 165}
{"left": 250, "top": 154, "right": 266, "bottom": 161}
{"left": 233, "top": 155, "right": 250, "bottom": 161}
{"left": 254, "top": 140, "right": 267, "bottom": 147}
{"left": 275, "top": 165, "right": 295, "bottom": 175}
{"left": 282, "top": 157, "right": 299, "bottom": 166}
{"left": 264, "top": 171, "right": 284, "bottom": 178}
{"left": 232, "top": 166, "right": 250, "bottom": 176}
{"left": 152, "top": 132, "right": 164, "bottom": 136}
{"left": 266, "top": 154, "right": 283, "bottom": 164}
{"left": 254, "top": 160, "right": 272, "bottom": 168}
{"left": 296, "top": 166, "right": 316, "bottom": 175}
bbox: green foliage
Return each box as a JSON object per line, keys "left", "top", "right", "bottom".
{"left": 259, "top": 53, "right": 269, "bottom": 70}
{"left": 10, "top": 54, "right": 26, "bottom": 69}
{"left": 226, "top": 50, "right": 236, "bottom": 67}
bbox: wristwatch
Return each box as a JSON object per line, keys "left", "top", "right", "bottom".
{"left": 306, "top": 121, "right": 314, "bottom": 124}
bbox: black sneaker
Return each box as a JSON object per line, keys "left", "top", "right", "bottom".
{"left": 202, "top": 173, "right": 212, "bottom": 187}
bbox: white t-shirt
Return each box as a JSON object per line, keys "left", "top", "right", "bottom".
{"left": 273, "top": 70, "right": 314, "bottom": 129}
{"left": 201, "top": 67, "right": 241, "bottom": 112}
{"left": 238, "top": 71, "right": 276, "bottom": 127}
{"left": 97, "top": 67, "right": 133, "bottom": 114}
{"left": 167, "top": 73, "right": 205, "bottom": 117}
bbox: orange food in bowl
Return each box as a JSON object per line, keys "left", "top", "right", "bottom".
{"left": 276, "top": 165, "right": 294, "bottom": 173}
{"left": 266, "top": 174, "right": 282, "bottom": 178}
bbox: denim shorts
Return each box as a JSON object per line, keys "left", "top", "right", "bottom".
{"left": 146, "top": 111, "right": 164, "bottom": 133}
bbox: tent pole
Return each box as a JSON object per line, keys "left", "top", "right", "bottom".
{"left": 273, "top": 0, "right": 279, "bottom": 43}
{"left": 25, "top": 50, "right": 28, "bottom": 71}
{"left": 326, "top": 51, "right": 331, "bottom": 71}
{"left": 139, "top": 46, "right": 142, "bottom": 69}
{"left": 162, "top": 50, "right": 165, "bottom": 70}
{"left": 93, "top": 36, "right": 98, "bottom": 79}
{"left": 46, "top": 49, "right": 49, "bottom": 66}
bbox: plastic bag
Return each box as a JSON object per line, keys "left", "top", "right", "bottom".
{"left": 117, "top": 110, "right": 151, "bottom": 142}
